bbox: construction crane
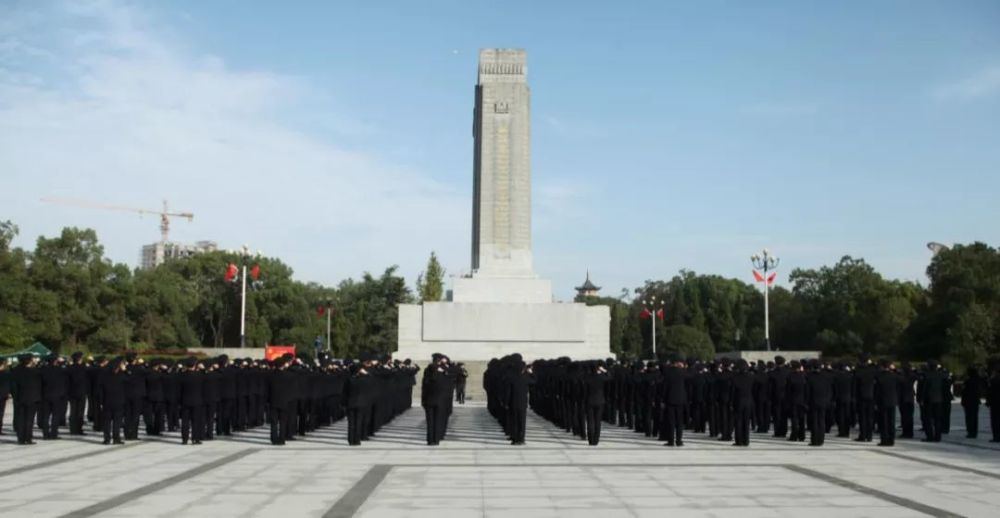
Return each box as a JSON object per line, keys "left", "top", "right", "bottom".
{"left": 40, "top": 197, "right": 194, "bottom": 243}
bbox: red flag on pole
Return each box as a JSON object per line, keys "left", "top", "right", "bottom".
{"left": 639, "top": 308, "right": 651, "bottom": 320}
{"left": 250, "top": 264, "right": 261, "bottom": 281}
{"left": 752, "top": 270, "right": 765, "bottom": 283}
{"left": 767, "top": 272, "right": 777, "bottom": 285}
{"left": 656, "top": 308, "right": 665, "bottom": 320}
{"left": 317, "top": 306, "right": 325, "bottom": 317}
{"left": 224, "top": 263, "right": 238, "bottom": 283}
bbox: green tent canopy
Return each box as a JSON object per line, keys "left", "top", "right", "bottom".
{"left": 0, "top": 341, "right": 52, "bottom": 360}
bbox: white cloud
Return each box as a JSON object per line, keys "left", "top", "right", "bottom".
{"left": 932, "top": 65, "right": 1000, "bottom": 101}
{"left": 0, "top": 0, "right": 466, "bottom": 287}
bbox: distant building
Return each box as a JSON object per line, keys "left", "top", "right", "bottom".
{"left": 140, "top": 240, "right": 218, "bottom": 270}
{"left": 575, "top": 271, "right": 601, "bottom": 299}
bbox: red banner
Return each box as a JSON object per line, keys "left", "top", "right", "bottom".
{"left": 265, "top": 345, "right": 296, "bottom": 361}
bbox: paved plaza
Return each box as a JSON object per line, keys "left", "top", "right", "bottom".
{"left": 2, "top": 401, "right": 999, "bottom": 518}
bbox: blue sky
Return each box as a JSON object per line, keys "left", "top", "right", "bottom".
{"left": 2, "top": 0, "right": 998, "bottom": 300}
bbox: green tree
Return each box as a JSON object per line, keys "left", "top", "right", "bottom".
{"left": 790, "top": 256, "right": 919, "bottom": 356}
{"left": 416, "top": 251, "right": 446, "bottom": 302}
{"left": 907, "top": 243, "right": 1000, "bottom": 365}
{"left": 0, "top": 221, "right": 32, "bottom": 352}
{"left": 659, "top": 325, "right": 715, "bottom": 360}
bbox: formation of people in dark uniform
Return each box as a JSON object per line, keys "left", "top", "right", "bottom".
{"left": 419, "top": 353, "right": 462, "bottom": 445}
{"left": 1, "top": 351, "right": 418, "bottom": 446}
{"left": 487, "top": 353, "right": 1000, "bottom": 447}
{"left": 483, "top": 354, "right": 538, "bottom": 445}
{"left": 6, "top": 350, "right": 1000, "bottom": 449}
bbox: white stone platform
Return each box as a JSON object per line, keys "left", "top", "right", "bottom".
{"left": 2, "top": 401, "right": 1000, "bottom": 517}
{"left": 397, "top": 302, "right": 610, "bottom": 362}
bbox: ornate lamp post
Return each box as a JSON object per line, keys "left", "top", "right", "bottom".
{"left": 239, "top": 244, "right": 262, "bottom": 348}
{"left": 751, "top": 248, "right": 779, "bottom": 352}
{"left": 641, "top": 296, "right": 665, "bottom": 359}
{"left": 323, "top": 296, "right": 335, "bottom": 354}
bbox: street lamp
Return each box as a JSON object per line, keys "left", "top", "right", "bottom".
{"left": 323, "top": 296, "right": 335, "bottom": 354}
{"left": 239, "top": 244, "right": 262, "bottom": 349}
{"left": 751, "top": 248, "right": 779, "bottom": 352}
{"left": 642, "top": 296, "right": 664, "bottom": 359}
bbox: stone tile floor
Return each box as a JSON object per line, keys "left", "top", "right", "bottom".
{"left": 1, "top": 401, "right": 999, "bottom": 517}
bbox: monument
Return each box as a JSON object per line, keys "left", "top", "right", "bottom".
{"left": 396, "top": 49, "right": 610, "bottom": 381}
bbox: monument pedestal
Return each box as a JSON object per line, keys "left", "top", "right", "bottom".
{"left": 396, "top": 301, "right": 610, "bottom": 362}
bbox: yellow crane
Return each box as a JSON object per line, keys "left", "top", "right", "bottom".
{"left": 40, "top": 197, "right": 194, "bottom": 243}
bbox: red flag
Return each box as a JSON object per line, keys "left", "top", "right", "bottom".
{"left": 250, "top": 264, "right": 261, "bottom": 281}
{"left": 767, "top": 272, "right": 777, "bottom": 285}
{"left": 317, "top": 306, "right": 325, "bottom": 317}
{"left": 224, "top": 263, "right": 238, "bottom": 283}
{"left": 752, "top": 270, "right": 765, "bottom": 283}
{"left": 656, "top": 308, "right": 665, "bottom": 320}
{"left": 639, "top": 308, "right": 651, "bottom": 320}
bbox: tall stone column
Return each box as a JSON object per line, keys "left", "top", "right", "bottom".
{"left": 472, "top": 49, "right": 533, "bottom": 279}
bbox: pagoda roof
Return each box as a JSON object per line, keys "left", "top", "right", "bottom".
{"left": 575, "top": 271, "right": 601, "bottom": 292}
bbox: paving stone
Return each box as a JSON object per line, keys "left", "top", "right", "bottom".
{"left": 2, "top": 401, "right": 999, "bottom": 517}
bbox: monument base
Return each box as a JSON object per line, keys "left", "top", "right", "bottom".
{"left": 450, "top": 277, "right": 553, "bottom": 304}
{"left": 396, "top": 302, "right": 610, "bottom": 363}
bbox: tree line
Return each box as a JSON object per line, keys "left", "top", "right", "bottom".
{"left": 2, "top": 220, "right": 998, "bottom": 370}
{"left": 583, "top": 246, "right": 1000, "bottom": 371}
{"left": 0, "top": 221, "right": 411, "bottom": 358}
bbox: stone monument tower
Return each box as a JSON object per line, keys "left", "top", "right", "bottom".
{"left": 472, "top": 49, "right": 532, "bottom": 278}
{"left": 453, "top": 49, "right": 552, "bottom": 303}
{"left": 397, "top": 50, "right": 609, "bottom": 389}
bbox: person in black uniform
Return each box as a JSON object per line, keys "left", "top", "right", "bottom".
{"left": 786, "top": 360, "right": 807, "bottom": 442}
{"left": 583, "top": 361, "right": 609, "bottom": 445}
{"left": 216, "top": 355, "right": 236, "bottom": 437}
{"left": 144, "top": 360, "right": 166, "bottom": 436}
{"left": 99, "top": 358, "right": 128, "bottom": 444}
{"left": 203, "top": 362, "right": 221, "bottom": 441}
{"left": 345, "top": 361, "right": 373, "bottom": 446}
{"left": 267, "top": 356, "right": 293, "bottom": 445}
{"left": 806, "top": 359, "right": 832, "bottom": 446}
{"left": 853, "top": 355, "right": 876, "bottom": 443}
{"left": 731, "top": 359, "right": 754, "bottom": 447}
{"left": 504, "top": 358, "right": 535, "bottom": 445}
{"left": 179, "top": 358, "right": 206, "bottom": 445}
{"left": 920, "top": 360, "right": 947, "bottom": 442}
{"left": 753, "top": 360, "right": 770, "bottom": 434}
{"left": 942, "top": 369, "right": 954, "bottom": 435}
{"left": 11, "top": 354, "right": 42, "bottom": 445}
{"left": 66, "top": 352, "right": 89, "bottom": 435}
{"left": 714, "top": 359, "right": 734, "bottom": 442}
{"left": 988, "top": 362, "right": 1000, "bottom": 443}
{"left": 769, "top": 356, "right": 789, "bottom": 438}
{"left": 660, "top": 355, "right": 688, "bottom": 447}
{"left": 0, "top": 358, "right": 10, "bottom": 435}
{"left": 874, "top": 359, "right": 900, "bottom": 446}
{"left": 897, "top": 362, "right": 917, "bottom": 439}
{"left": 422, "top": 353, "right": 450, "bottom": 446}
{"left": 455, "top": 362, "right": 468, "bottom": 404}
{"left": 123, "top": 355, "right": 146, "bottom": 440}
{"left": 832, "top": 362, "right": 853, "bottom": 437}
{"left": 39, "top": 354, "right": 68, "bottom": 440}
{"left": 87, "top": 356, "right": 107, "bottom": 432}
{"left": 689, "top": 362, "right": 708, "bottom": 434}
{"left": 961, "top": 365, "right": 986, "bottom": 439}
